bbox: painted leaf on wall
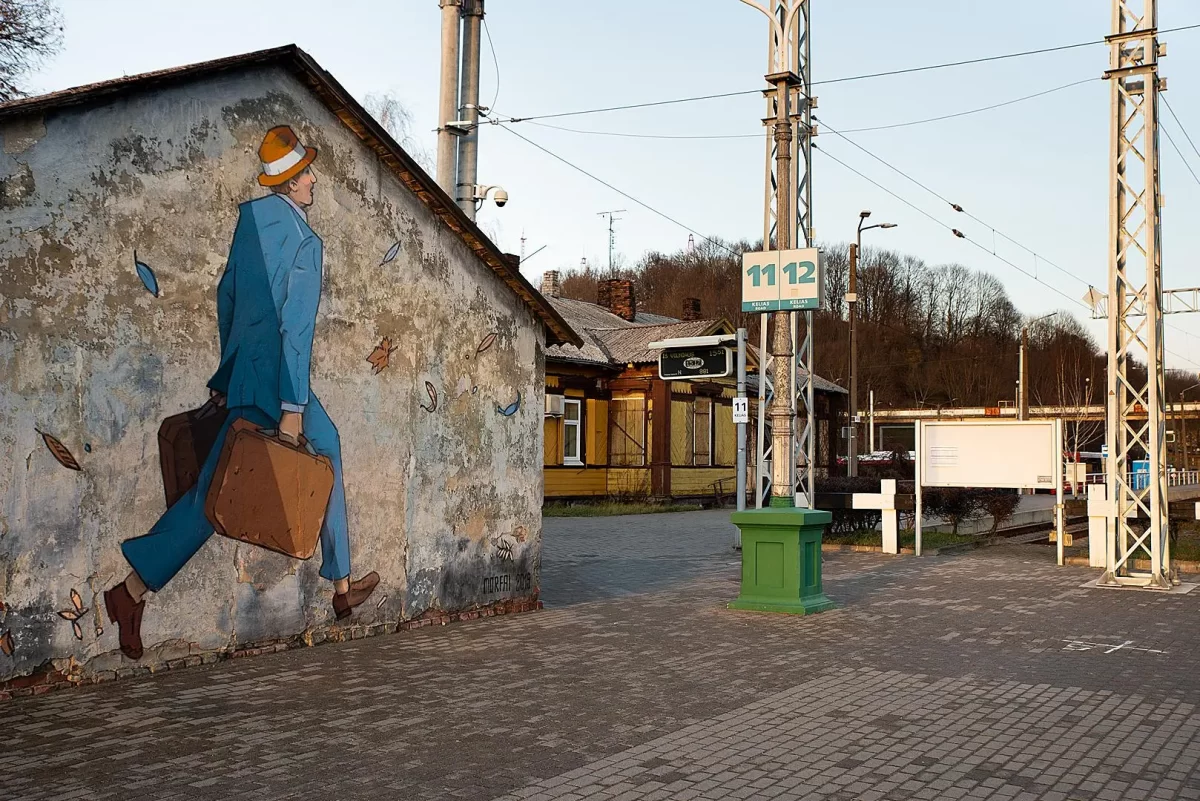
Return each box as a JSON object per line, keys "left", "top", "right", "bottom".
{"left": 36, "top": 430, "right": 81, "bottom": 471}
{"left": 0, "top": 630, "right": 12, "bottom": 656}
{"left": 491, "top": 533, "right": 517, "bottom": 561}
{"left": 57, "top": 588, "right": 89, "bottom": 637}
{"left": 420, "top": 381, "right": 438, "bottom": 413}
{"left": 496, "top": 392, "right": 522, "bottom": 417}
{"left": 475, "top": 332, "right": 497, "bottom": 355}
{"left": 134, "top": 251, "right": 160, "bottom": 297}
{"left": 366, "top": 337, "right": 398, "bottom": 374}
{"left": 380, "top": 241, "right": 401, "bottom": 266}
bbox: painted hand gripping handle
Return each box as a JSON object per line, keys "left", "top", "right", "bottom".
{"left": 203, "top": 419, "right": 335, "bottom": 561}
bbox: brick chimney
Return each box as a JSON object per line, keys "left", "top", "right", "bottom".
{"left": 681, "top": 297, "right": 702, "bottom": 321}
{"left": 608, "top": 279, "right": 637, "bottom": 322}
{"left": 540, "top": 270, "right": 561, "bottom": 298}
{"left": 597, "top": 280, "right": 612, "bottom": 311}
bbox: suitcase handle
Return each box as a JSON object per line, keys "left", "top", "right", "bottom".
{"left": 197, "top": 396, "right": 227, "bottom": 419}
{"left": 260, "top": 429, "right": 319, "bottom": 457}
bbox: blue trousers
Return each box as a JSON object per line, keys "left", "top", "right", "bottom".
{"left": 122, "top": 397, "right": 351, "bottom": 591}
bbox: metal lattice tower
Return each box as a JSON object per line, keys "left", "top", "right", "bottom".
{"left": 1101, "top": 0, "right": 1171, "bottom": 587}
{"left": 755, "top": 0, "right": 815, "bottom": 509}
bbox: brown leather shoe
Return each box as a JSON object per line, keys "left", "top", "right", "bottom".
{"left": 104, "top": 582, "right": 145, "bottom": 660}
{"left": 333, "top": 571, "right": 380, "bottom": 620}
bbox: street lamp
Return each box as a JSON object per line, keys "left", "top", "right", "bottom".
{"left": 847, "top": 210, "right": 897, "bottom": 476}
{"left": 1018, "top": 311, "right": 1057, "bottom": 421}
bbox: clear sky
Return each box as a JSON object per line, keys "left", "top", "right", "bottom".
{"left": 27, "top": 0, "right": 1200, "bottom": 371}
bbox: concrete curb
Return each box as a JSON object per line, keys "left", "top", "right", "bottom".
{"left": 1063, "top": 555, "right": 1200, "bottom": 574}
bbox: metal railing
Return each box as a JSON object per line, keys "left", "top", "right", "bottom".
{"left": 1084, "top": 470, "right": 1200, "bottom": 489}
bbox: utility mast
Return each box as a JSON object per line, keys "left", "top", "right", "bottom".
{"left": 455, "top": 0, "right": 485, "bottom": 219}
{"left": 597, "top": 210, "right": 626, "bottom": 272}
{"left": 750, "top": 0, "right": 815, "bottom": 510}
{"left": 436, "top": 0, "right": 489, "bottom": 220}
{"left": 1101, "top": 0, "right": 1171, "bottom": 587}
{"left": 435, "top": 0, "right": 462, "bottom": 195}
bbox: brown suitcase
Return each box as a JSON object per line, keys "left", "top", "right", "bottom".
{"left": 204, "top": 418, "right": 335, "bottom": 560}
{"left": 158, "top": 398, "right": 230, "bottom": 507}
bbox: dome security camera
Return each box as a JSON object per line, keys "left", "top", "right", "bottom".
{"left": 493, "top": 188, "right": 509, "bottom": 207}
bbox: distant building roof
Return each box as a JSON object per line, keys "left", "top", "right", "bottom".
{"left": 594, "top": 320, "right": 717, "bottom": 364}
{"left": 0, "top": 44, "right": 581, "bottom": 348}
{"left": 546, "top": 295, "right": 846, "bottom": 394}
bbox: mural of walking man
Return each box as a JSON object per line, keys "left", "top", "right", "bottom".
{"left": 104, "top": 126, "right": 379, "bottom": 660}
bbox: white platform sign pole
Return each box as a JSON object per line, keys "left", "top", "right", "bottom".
{"left": 914, "top": 422, "right": 923, "bottom": 557}
{"left": 1056, "top": 419, "right": 1065, "bottom": 566}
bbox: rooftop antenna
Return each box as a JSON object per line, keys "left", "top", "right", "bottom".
{"left": 597, "top": 209, "right": 626, "bottom": 272}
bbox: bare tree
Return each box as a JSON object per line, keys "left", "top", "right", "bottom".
{"left": 362, "top": 91, "right": 433, "bottom": 172}
{"left": 0, "top": 0, "right": 61, "bottom": 101}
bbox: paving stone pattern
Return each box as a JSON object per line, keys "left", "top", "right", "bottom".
{"left": 4, "top": 510, "right": 1200, "bottom": 800}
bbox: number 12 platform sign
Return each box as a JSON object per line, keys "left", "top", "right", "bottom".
{"left": 741, "top": 248, "right": 824, "bottom": 313}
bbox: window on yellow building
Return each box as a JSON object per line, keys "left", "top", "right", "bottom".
{"left": 563, "top": 399, "right": 583, "bottom": 465}
{"left": 609, "top": 396, "right": 646, "bottom": 466}
{"left": 694, "top": 397, "right": 712, "bottom": 466}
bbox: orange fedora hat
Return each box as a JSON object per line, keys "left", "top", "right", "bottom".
{"left": 257, "top": 125, "right": 318, "bottom": 187}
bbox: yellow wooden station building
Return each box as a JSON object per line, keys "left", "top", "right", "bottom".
{"left": 539, "top": 272, "right": 847, "bottom": 502}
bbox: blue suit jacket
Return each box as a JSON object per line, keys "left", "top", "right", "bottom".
{"left": 207, "top": 194, "right": 323, "bottom": 419}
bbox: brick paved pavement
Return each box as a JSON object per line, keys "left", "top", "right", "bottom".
{"left": 4, "top": 510, "right": 1200, "bottom": 800}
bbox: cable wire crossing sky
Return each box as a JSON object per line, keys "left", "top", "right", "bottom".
{"left": 30, "top": 0, "right": 1200, "bottom": 368}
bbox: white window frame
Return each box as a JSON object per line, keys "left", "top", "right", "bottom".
{"left": 563, "top": 399, "right": 583, "bottom": 466}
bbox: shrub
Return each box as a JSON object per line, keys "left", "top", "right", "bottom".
{"left": 923, "top": 487, "right": 982, "bottom": 536}
{"left": 977, "top": 489, "right": 1020, "bottom": 534}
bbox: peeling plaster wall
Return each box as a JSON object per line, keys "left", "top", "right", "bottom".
{"left": 0, "top": 66, "right": 545, "bottom": 682}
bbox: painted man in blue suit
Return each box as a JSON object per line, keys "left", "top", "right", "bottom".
{"left": 105, "top": 126, "right": 378, "bottom": 661}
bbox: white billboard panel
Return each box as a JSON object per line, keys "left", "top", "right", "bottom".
{"left": 919, "top": 420, "right": 1060, "bottom": 490}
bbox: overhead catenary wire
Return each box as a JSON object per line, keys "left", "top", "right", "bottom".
{"left": 815, "top": 117, "right": 1094, "bottom": 288}
{"left": 816, "top": 144, "right": 1200, "bottom": 370}
{"left": 837, "top": 78, "right": 1095, "bottom": 133}
{"left": 1163, "top": 95, "right": 1200, "bottom": 164}
{"left": 482, "top": 17, "right": 501, "bottom": 111}
{"left": 816, "top": 111, "right": 1200, "bottom": 357}
{"left": 1161, "top": 121, "right": 1200, "bottom": 189}
{"left": 497, "top": 83, "right": 1200, "bottom": 368}
{"left": 519, "top": 78, "right": 1095, "bottom": 141}
{"left": 489, "top": 23, "right": 1200, "bottom": 126}
{"left": 498, "top": 124, "right": 739, "bottom": 258}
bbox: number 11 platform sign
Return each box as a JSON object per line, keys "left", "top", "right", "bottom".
{"left": 741, "top": 248, "right": 824, "bottom": 312}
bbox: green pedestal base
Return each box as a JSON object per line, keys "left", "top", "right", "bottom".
{"left": 728, "top": 507, "right": 834, "bottom": 615}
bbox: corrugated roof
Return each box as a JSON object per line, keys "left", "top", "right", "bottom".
{"left": 594, "top": 320, "right": 720, "bottom": 364}
{"left": 0, "top": 45, "right": 582, "bottom": 348}
{"left": 634, "top": 311, "right": 679, "bottom": 324}
{"left": 544, "top": 297, "right": 622, "bottom": 367}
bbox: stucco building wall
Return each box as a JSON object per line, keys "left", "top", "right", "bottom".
{"left": 0, "top": 64, "right": 544, "bottom": 683}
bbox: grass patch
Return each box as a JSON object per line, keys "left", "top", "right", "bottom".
{"left": 543, "top": 501, "right": 704, "bottom": 518}
{"left": 824, "top": 528, "right": 976, "bottom": 551}
{"left": 1172, "top": 523, "right": 1200, "bottom": 563}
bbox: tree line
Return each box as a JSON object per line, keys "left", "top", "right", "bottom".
{"left": 560, "top": 236, "right": 1197, "bottom": 450}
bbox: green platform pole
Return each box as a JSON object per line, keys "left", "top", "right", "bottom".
{"left": 728, "top": 507, "right": 834, "bottom": 615}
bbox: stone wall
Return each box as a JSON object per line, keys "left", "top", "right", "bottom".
{"left": 0, "top": 65, "right": 545, "bottom": 685}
